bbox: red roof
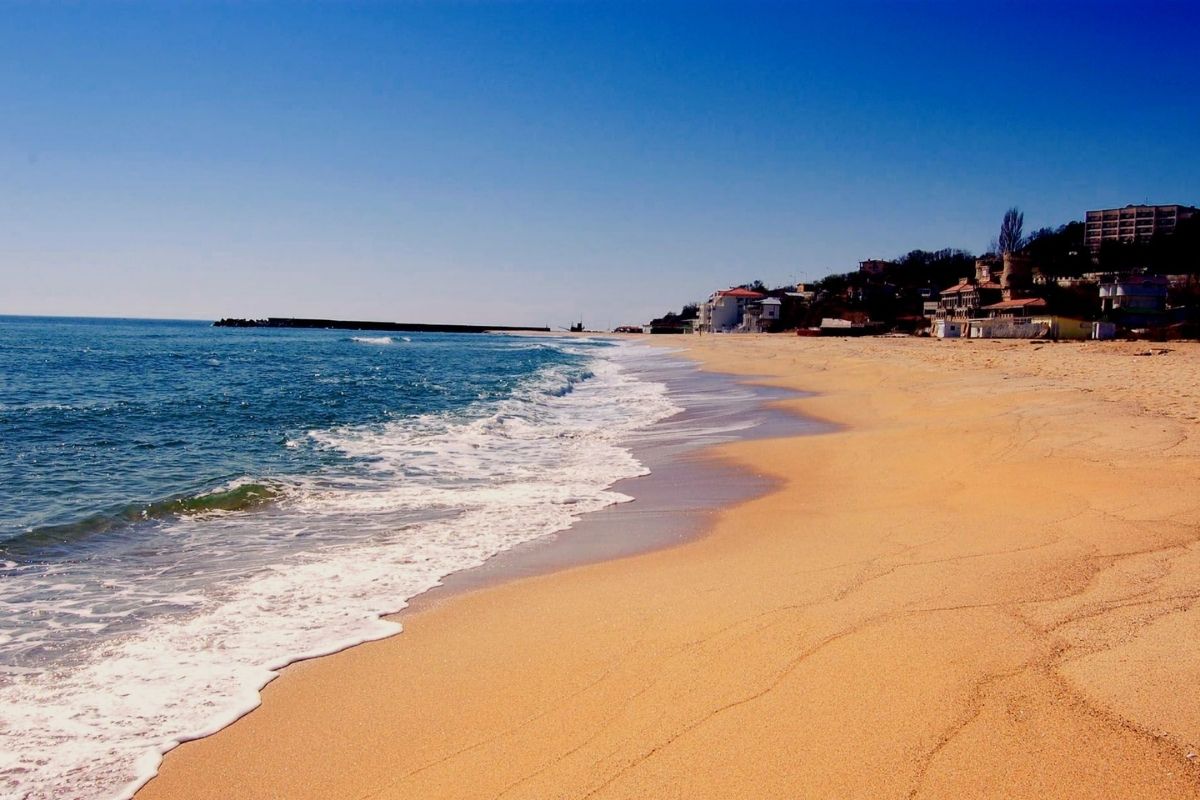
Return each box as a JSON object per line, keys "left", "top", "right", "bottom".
{"left": 981, "top": 297, "right": 1048, "bottom": 310}
{"left": 940, "top": 279, "right": 1002, "bottom": 294}
{"left": 939, "top": 280, "right": 973, "bottom": 295}
{"left": 717, "top": 288, "right": 766, "bottom": 299}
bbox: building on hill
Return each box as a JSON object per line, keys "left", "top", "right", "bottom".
{"left": 1084, "top": 204, "right": 1198, "bottom": 253}
{"left": 789, "top": 284, "right": 816, "bottom": 302}
{"left": 858, "top": 259, "right": 892, "bottom": 276}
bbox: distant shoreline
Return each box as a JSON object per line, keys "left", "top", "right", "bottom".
{"left": 213, "top": 317, "right": 551, "bottom": 334}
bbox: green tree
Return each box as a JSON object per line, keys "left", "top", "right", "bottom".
{"left": 1025, "top": 222, "right": 1091, "bottom": 278}
{"left": 893, "top": 248, "right": 976, "bottom": 290}
{"left": 1152, "top": 215, "right": 1200, "bottom": 277}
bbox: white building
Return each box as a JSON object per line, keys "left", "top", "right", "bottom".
{"left": 759, "top": 297, "right": 781, "bottom": 322}
{"left": 932, "top": 319, "right": 964, "bottom": 339}
{"left": 699, "top": 288, "right": 766, "bottom": 332}
{"left": 1099, "top": 275, "right": 1168, "bottom": 313}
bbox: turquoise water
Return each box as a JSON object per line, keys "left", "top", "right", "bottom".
{"left": 0, "top": 317, "right": 678, "bottom": 800}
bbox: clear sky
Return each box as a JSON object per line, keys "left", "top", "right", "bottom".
{"left": 1, "top": 1, "right": 1197, "bottom": 328}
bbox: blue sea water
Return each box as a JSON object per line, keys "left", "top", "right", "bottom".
{"left": 0, "top": 317, "right": 680, "bottom": 800}
{"left": 0, "top": 318, "right": 589, "bottom": 544}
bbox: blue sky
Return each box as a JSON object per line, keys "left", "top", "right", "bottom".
{"left": 1, "top": 2, "right": 1197, "bottom": 327}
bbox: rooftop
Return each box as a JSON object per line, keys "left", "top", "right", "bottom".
{"left": 716, "top": 288, "right": 766, "bottom": 299}
{"left": 981, "top": 298, "right": 1049, "bottom": 310}
{"left": 940, "top": 279, "right": 1002, "bottom": 295}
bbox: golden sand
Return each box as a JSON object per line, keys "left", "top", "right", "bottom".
{"left": 137, "top": 336, "right": 1200, "bottom": 799}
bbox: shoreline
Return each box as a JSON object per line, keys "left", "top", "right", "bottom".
{"left": 138, "top": 335, "right": 1200, "bottom": 799}
{"left": 406, "top": 345, "right": 826, "bottom": 615}
{"left": 111, "top": 339, "right": 821, "bottom": 799}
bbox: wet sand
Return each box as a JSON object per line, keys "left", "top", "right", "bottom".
{"left": 137, "top": 335, "right": 1200, "bottom": 799}
{"left": 404, "top": 349, "right": 825, "bottom": 611}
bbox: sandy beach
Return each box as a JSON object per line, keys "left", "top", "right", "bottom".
{"left": 137, "top": 335, "right": 1200, "bottom": 799}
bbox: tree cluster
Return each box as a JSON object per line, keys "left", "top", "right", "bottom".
{"left": 1023, "top": 222, "right": 1092, "bottom": 278}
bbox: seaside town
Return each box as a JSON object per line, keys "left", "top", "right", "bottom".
{"left": 632, "top": 203, "right": 1199, "bottom": 341}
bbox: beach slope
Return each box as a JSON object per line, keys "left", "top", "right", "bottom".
{"left": 138, "top": 336, "right": 1200, "bottom": 799}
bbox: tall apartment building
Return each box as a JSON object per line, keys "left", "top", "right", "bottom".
{"left": 1084, "top": 204, "right": 1197, "bottom": 252}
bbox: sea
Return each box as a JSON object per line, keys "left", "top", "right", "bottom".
{"left": 0, "top": 316, "right": 793, "bottom": 800}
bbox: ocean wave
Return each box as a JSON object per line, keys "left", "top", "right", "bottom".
{"left": 0, "top": 341, "right": 681, "bottom": 800}
{"left": 350, "top": 336, "right": 395, "bottom": 345}
{"left": 0, "top": 481, "right": 282, "bottom": 558}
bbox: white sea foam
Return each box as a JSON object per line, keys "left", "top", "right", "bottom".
{"left": 350, "top": 335, "right": 394, "bottom": 345}
{"left": 0, "top": 341, "right": 680, "bottom": 800}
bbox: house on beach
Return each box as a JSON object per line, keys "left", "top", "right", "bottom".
{"left": 933, "top": 254, "right": 1104, "bottom": 339}
{"left": 1099, "top": 275, "right": 1168, "bottom": 315}
{"left": 931, "top": 259, "right": 1004, "bottom": 337}
{"left": 935, "top": 277, "right": 1003, "bottom": 319}
{"left": 740, "top": 297, "right": 782, "bottom": 332}
{"left": 698, "top": 287, "right": 767, "bottom": 332}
